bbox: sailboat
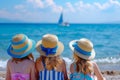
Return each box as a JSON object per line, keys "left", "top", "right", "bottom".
{"left": 58, "top": 12, "right": 69, "bottom": 27}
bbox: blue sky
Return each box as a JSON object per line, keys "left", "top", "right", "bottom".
{"left": 0, "top": 0, "right": 120, "bottom": 23}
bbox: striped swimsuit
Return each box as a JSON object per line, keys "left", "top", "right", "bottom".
{"left": 39, "top": 62, "right": 64, "bottom": 80}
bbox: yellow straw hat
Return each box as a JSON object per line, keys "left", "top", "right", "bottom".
{"left": 7, "top": 34, "right": 36, "bottom": 58}
{"left": 36, "top": 34, "right": 64, "bottom": 57}
{"left": 69, "top": 38, "right": 95, "bottom": 60}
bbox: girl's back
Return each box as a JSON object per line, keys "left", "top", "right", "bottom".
{"left": 37, "top": 57, "right": 66, "bottom": 80}
{"left": 69, "top": 38, "right": 105, "bottom": 80}
{"left": 70, "top": 62, "right": 95, "bottom": 80}
{"left": 6, "top": 59, "right": 36, "bottom": 80}
{"left": 35, "top": 34, "right": 68, "bottom": 80}
{"left": 6, "top": 34, "right": 36, "bottom": 80}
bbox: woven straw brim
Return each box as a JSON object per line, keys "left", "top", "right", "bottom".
{"left": 69, "top": 40, "right": 95, "bottom": 60}
{"left": 36, "top": 40, "right": 64, "bottom": 57}
{"left": 7, "top": 39, "right": 35, "bottom": 58}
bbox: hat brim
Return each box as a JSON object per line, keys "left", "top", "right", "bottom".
{"left": 36, "top": 40, "right": 64, "bottom": 57}
{"left": 69, "top": 40, "right": 95, "bottom": 60}
{"left": 7, "top": 39, "right": 36, "bottom": 58}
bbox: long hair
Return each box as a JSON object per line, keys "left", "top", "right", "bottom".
{"left": 43, "top": 56, "right": 62, "bottom": 70}
{"left": 73, "top": 53, "right": 93, "bottom": 74}
{"left": 12, "top": 53, "right": 34, "bottom": 63}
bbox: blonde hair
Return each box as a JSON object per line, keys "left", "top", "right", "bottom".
{"left": 12, "top": 53, "right": 34, "bottom": 63}
{"left": 73, "top": 53, "right": 93, "bottom": 74}
{"left": 44, "top": 56, "right": 62, "bottom": 70}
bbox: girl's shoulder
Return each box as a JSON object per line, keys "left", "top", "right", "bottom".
{"left": 35, "top": 57, "right": 43, "bottom": 66}
{"left": 60, "top": 58, "right": 67, "bottom": 65}
{"left": 70, "top": 62, "right": 76, "bottom": 73}
{"left": 24, "top": 59, "right": 35, "bottom": 65}
{"left": 7, "top": 59, "right": 12, "bottom": 62}
{"left": 91, "top": 61, "right": 97, "bottom": 68}
{"left": 36, "top": 57, "right": 42, "bottom": 62}
{"left": 7, "top": 59, "right": 12, "bottom": 66}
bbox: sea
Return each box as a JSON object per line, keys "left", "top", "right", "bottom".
{"left": 0, "top": 23, "right": 120, "bottom": 71}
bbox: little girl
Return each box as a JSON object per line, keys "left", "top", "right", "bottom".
{"left": 35, "top": 34, "right": 68, "bottom": 80}
{"left": 6, "top": 34, "right": 36, "bottom": 80}
{"left": 69, "top": 38, "right": 105, "bottom": 80}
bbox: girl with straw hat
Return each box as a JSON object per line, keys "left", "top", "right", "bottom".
{"left": 35, "top": 34, "right": 68, "bottom": 80}
{"left": 6, "top": 34, "right": 36, "bottom": 80}
{"left": 69, "top": 38, "right": 105, "bottom": 80}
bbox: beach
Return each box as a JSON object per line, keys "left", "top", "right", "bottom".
{"left": 0, "top": 70, "right": 120, "bottom": 80}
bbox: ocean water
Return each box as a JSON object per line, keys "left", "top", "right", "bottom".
{"left": 0, "top": 23, "right": 120, "bottom": 71}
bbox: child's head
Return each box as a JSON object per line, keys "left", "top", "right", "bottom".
{"left": 7, "top": 34, "right": 36, "bottom": 61}
{"left": 36, "top": 34, "right": 64, "bottom": 57}
{"left": 69, "top": 38, "right": 95, "bottom": 60}
{"left": 36, "top": 34, "right": 64, "bottom": 70}
{"left": 69, "top": 38, "right": 95, "bottom": 74}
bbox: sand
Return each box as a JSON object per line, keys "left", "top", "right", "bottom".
{"left": 102, "top": 71, "right": 120, "bottom": 80}
{"left": 0, "top": 71, "right": 5, "bottom": 80}
{"left": 0, "top": 71, "right": 120, "bottom": 80}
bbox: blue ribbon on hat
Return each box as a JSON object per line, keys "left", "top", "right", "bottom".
{"left": 40, "top": 45, "right": 58, "bottom": 56}
{"left": 72, "top": 42, "right": 91, "bottom": 56}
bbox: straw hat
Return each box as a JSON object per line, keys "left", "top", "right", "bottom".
{"left": 36, "top": 34, "right": 64, "bottom": 57}
{"left": 69, "top": 38, "right": 95, "bottom": 60}
{"left": 7, "top": 34, "right": 36, "bottom": 58}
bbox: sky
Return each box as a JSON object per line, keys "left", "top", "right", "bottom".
{"left": 0, "top": 0, "right": 120, "bottom": 23}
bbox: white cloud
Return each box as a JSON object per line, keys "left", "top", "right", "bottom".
{"left": 66, "top": 2, "right": 75, "bottom": 12}
{"left": 94, "top": 2, "right": 110, "bottom": 10}
{"left": 27, "top": 0, "right": 44, "bottom": 8}
{"left": 35, "top": 0, "right": 44, "bottom": 8}
{"left": 27, "top": 0, "right": 55, "bottom": 8}
{"left": 110, "top": 0, "right": 120, "bottom": 6}
{"left": 74, "top": 1, "right": 94, "bottom": 11}
{"left": 45, "top": 0, "right": 55, "bottom": 6}
{"left": 93, "top": 0, "right": 120, "bottom": 10}
{"left": 27, "top": 0, "right": 62, "bottom": 13}
{"left": 75, "top": 1, "right": 84, "bottom": 10}
{"left": 51, "top": 5, "right": 62, "bottom": 13}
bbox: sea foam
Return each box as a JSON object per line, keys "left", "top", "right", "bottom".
{"left": 0, "top": 57, "right": 120, "bottom": 69}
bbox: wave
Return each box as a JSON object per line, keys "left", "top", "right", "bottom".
{"left": 0, "top": 57, "right": 120, "bottom": 69}
{"left": 94, "top": 57, "right": 120, "bottom": 64}
{"left": 63, "top": 57, "right": 120, "bottom": 64}
{"left": 0, "top": 60, "right": 8, "bottom": 68}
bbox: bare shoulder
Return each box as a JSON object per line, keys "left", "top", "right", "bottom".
{"left": 36, "top": 57, "right": 41, "bottom": 62}
{"left": 7, "top": 59, "right": 12, "bottom": 65}
{"left": 70, "top": 62, "right": 74, "bottom": 73}
{"left": 91, "top": 61, "right": 98, "bottom": 68}
{"left": 7, "top": 59, "right": 12, "bottom": 63}
{"left": 25, "top": 59, "right": 35, "bottom": 66}
{"left": 35, "top": 57, "right": 44, "bottom": 71}
{"left": 61, "top": 58, "right": 66, "bottom": 64}
{"left": 70, "top": 62, "right": 74, "bottom": 68}
{"left": 59, "top": 58, "right": 67, "bottom": 69}
{"left": 35, "top": 57, "right": 43, "bottom": 65}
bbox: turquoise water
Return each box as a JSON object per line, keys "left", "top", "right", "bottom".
{"left": 0, "top": 23, "right": 120, "bottom": 70}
